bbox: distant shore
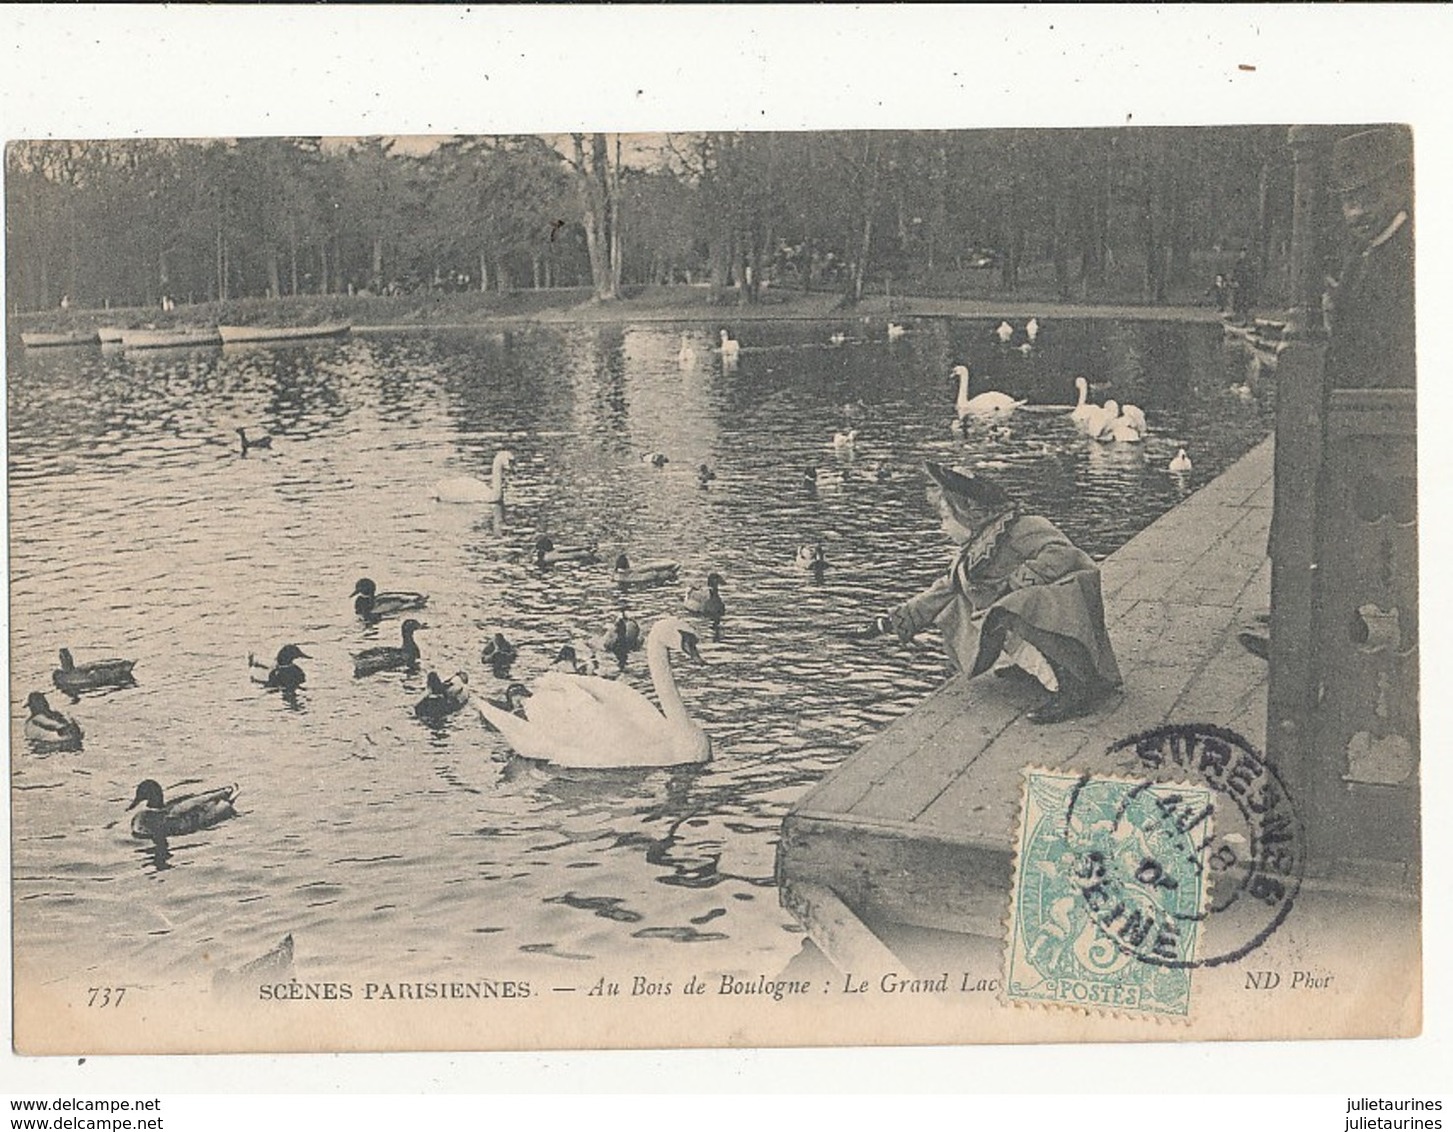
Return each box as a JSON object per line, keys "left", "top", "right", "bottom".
{"left": 9, "top": 284, "right": 1224, "bottom": 340}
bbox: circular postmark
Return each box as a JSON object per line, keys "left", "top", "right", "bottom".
{"left": 1064, "top": 724, "right": 1304, "bottom": 970}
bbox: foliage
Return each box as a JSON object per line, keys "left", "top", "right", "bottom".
{"left": 5, "top": 127, "right": 1294, "bottom": 314}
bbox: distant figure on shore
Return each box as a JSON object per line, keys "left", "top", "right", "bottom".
{"left": 1228, "top": 248, "right": 1257, "bottom": 324}
{"left": 869, "top": 463, "right": 1122, "bottom": 724}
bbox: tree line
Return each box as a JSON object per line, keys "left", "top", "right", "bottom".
{"left": 5, "top": 127, "right": 1298, "bottom": 314}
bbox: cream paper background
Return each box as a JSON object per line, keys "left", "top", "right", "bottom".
{"left": 2, "top": 2, "right": 1450, "bottom": 1093}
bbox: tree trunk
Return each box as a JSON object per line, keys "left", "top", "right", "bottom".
{"left": 572, "top": 133, "right": 620, "bottom": 301}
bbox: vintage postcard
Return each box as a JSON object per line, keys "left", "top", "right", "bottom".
{"left": 5, "top": 115, "right": 1422, "bottom": 1056}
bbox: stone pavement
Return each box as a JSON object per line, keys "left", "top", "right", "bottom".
{"left": 778, "top": 436, "right": 1275, "bottom": 945}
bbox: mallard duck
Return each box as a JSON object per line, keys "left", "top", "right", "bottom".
{"left": 52, "top": 648, "right": 136, "bottom": 695}
{"left": 352, "top": 577, "right": 428, "bottom": 618}
{"left": 718, "top": 329, "right": 740, "bottom": 359}
{"left": 683, "top": 573, "right": 727, "bottom": 628}
{"left": 534, "top": 536, "right": 599, "bottom": 567}
{"left": 599, "top": 609, "right": 643, "bottom": 668}
{"left": 248, "top": 644, "right": 310, "bottom": 691}
{"left": 24, "top": 691, "right": 83, "bottom": 748}
{"left": 614, "top": 554, "right": 680, "bottom": 588}
{"left": 127, "top": 779, "right": 239, "bottom": 840}
{"left": 696, "top": 464, "right": 717, "bottom": 488}
{"left": 433, "top": 450, "right": 514, "bottom": 505}
{"left": 485, "top": 683, "right": 532, "bottom": 717}
{"left": 236, "top": 427, "right": 272, "bottom": 454}
{"left": 475, "top": 617, "right": 710, "bottom": 768}
{"left": 415, "top": 670, "right": 470, "bottom": 721}
{"left": 550, "top": 643, "right": 602, "bottom": 676}
{"left": 953, "top": 365, "right": 1025, "bottom": 420}
{"left": 796, "top": 544, "right": 827, "bottom": 577}
{"left": 481, "top": 633, "right": 518, "bottom": 676}
{"left": 1169, "top": 448, "right": 1193, "bottom": 473}
{"left": 352, "top": 619, "right": 425, "bottom": 677}
{"left": 642, "top": 452, "right": 669, "bottom": 468}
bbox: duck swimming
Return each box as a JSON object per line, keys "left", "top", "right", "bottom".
{"left": 236, "top": 427, "right": 272, "bottom": 455}
{"left": 796, "top": 544, "right": 828, "bottom": 578}
{"left": 352, "top": 577, "right": 429, "bottom": 618}
{"left": 535, "top": 536, "right": 600, "bottom": 567}
{"left": 24, "top": 691, "right": 84, "bottom": 748}
{"left": 127, "top": 779, "right": 239, "bottom": 840}
{"left": 248, "top": 644, "right": 310, "bottom": 691}
{"left": 683, "top": 573, "right": 727, "bottom": 633}
{"left": 614, "top": 553, "right": 680, "bottom": 588}
{"left": 484, "top": 683, "right": 532, "bottom": 717}
{"left": 1169, "top": 448, "right": 1193, "bottom": 474}
{"left": 52, "top": 648, "right": 136, "bottom": 695}
{"left": 481, "top": 633, "right": 519, "bottom": 677}
{"left": 415, "top": 670, "right": 470, "bottom": 722}
{"left": 353, "top": 619, "right": 425, "bottom": 678}
{"left": 642, "top": 452, "right": 669, "bottom": 468}
{"left": 696, "top": 464, "right": 717, "bottom": 488}
{"left": 599, "top": 609, "right": 643, "bottom": 668}
{"left": 475, "top": 617, "right": 710, "bottom": 769}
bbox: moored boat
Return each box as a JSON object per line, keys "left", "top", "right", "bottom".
{"left": 96, "top": 326, "right": 126, "bottom": 344}
{"left": 21, "top": 330, "right": 98, "bottom": 348}
{"left": 119, "top": 327, "right": 223, "bottom": 350}
{"left": 217, "top": 322, "right": 351, "bottom": 344}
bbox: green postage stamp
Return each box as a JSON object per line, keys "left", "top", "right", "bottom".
{"left": 1005, "top": 768, "right": 1215, "bottom": 1019}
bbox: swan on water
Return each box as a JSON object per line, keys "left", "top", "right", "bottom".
{"left": 953, "top": 365, "right": 1024, "bottom": 420}
{"left": 433, "top": 450, "right": 514, "bottom": 505}
{"left": 475, "top": 616, "right": 710, "bottom": 768}
{"left": 718, "top": 330, "right": 740, "bottom": 358}
{"left": 1169, "top": 448, "right": 1193, "bottom": 473}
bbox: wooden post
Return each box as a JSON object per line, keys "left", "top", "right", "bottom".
{"left": 1265, "top": 127, "right": 1335, "bottom": 830}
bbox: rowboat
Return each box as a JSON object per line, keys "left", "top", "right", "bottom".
{"left": 96, "top": 326, "right": 126, "bottom": 344}
{"left": 21, "top": 330, "right": 98, "bottom": 348}
{"left": 119, "top": 327, "right": 222, "bottom": 350}
{"left": 217, "top": 322, "right": 351, "bottom": 344}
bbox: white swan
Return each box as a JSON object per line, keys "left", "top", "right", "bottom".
{"left": 434, "top": 450, "right": 514, "bottom": 504}
{"left": 1069, "top": 377, "right": 1098, "bottom": 433}
{"left": 994, "top": 320, "right": 1015, "bottom": 344}
{"left": 833, "top": 429, "right": 858, "bottom": 448}
{"left": 953, "top": 364, "right": 1024, "bottom": 420}
{"left": 1081, "top": 397, "right": 1118, "bottom": 441}
{"left": 1168, "top": 448, "right": 1193, "bottom": 473}
{"left": 887, "top": 321, "right": 907, "bottom": 341}
{"left": 1025, "top": 317, "right": 1040, "bottom": 342}
{"left": 475, "top": 616, "right": 709, "bottom": 768}
{"left": 677, "top": 335, "right": 696, "bottom": 366}
{"left": 1101, "top": 402, "right": 1147, "bottom": 443}
{"left": 718, "top": 329, "right": 740, "bottom": 359}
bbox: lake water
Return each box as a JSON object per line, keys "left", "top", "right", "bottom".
{"left": 7, "top": 316, "right": 1272, "bottom": 994}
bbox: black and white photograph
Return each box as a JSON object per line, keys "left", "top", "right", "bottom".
{"left": 2, "top": 6, "right": 1447, "bottom": 1083}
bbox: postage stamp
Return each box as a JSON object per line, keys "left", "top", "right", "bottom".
{"left": 1004, "top": 768, "right": 1214, "bottom": 1018}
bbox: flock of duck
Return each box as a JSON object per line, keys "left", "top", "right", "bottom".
{"left": 22, "top": 316, "right": 1203, "bottom": 847}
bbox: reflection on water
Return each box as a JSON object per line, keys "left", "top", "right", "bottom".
{"left": 8, "top": 318, "right": 1271, "bottom": 988}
